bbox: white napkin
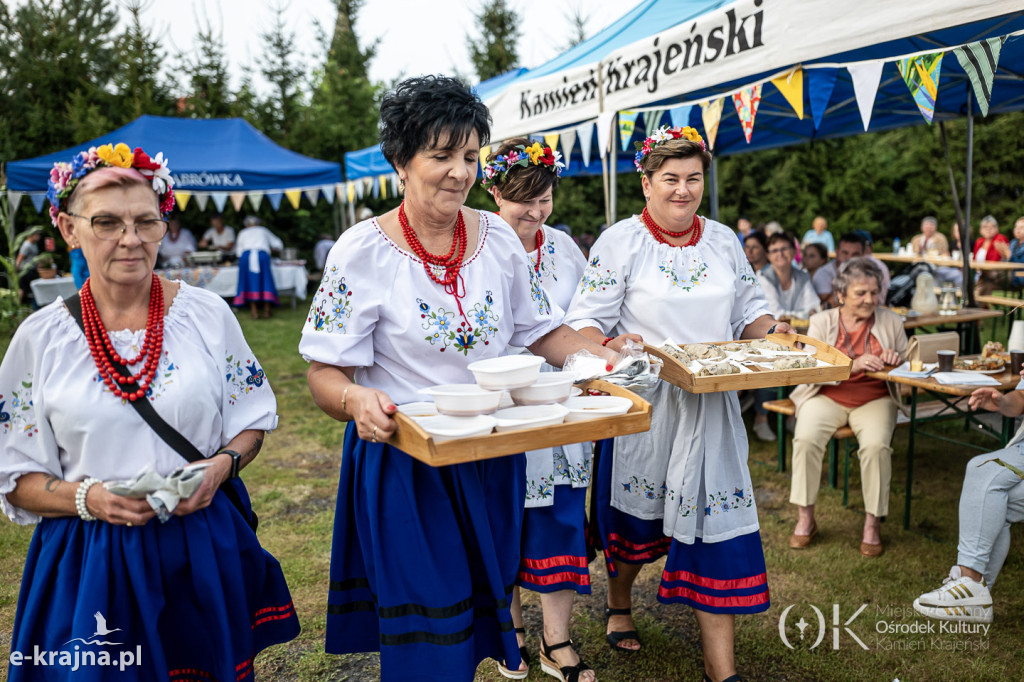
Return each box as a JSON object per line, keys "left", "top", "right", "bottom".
{"left": 932, "top": 372, "right": 1001, "bottom": 386}
{"left": 888, "top": 361, "right": 938, "bottom": 378}
{"left": 105, "top": 463, "right": 212, "bottom": 522}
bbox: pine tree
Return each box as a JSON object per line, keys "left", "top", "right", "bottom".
{"left": 257, "top": 2, "right": 307, "bottom": 145}
{"left": 177, "top": 16, "right": 233, "bottom": 118}
{"left": 467, "top": 0, "right": 520, "bottom": 82}
{"left": 113, "top": 0, "right": 175, "bottom": 122}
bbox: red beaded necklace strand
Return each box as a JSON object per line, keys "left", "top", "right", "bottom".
{"left": 641, "top": 207, "right": 703, "bottom": 247}
{"left": 533, "top": 228, "right": 544, "bottom": 275}
{"left": 399, "top": 201, "right": 472, "bottom": 328}
{"left": 81, "top": 273, "right": 164, "bottom": 402}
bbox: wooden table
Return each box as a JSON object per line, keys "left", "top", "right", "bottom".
{"left": 899, "top": 307, "right": 1002, "bottom": 354}
{"left": 875, "top": 252, "right": 1024, "bottom": 272}
{"left": 867, "top": 364, "right": 1020, "bottom": 529}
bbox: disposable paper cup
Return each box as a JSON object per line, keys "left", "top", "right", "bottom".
{"left": 937, "top": 350, "right": 956, "bottom": 373}
{"left": 1011, "top": 350, "right": 1024, "bottom": 376}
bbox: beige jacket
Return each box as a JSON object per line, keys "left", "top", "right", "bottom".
{"left": 790, "top": 307, "right": 908, "bottom": 412}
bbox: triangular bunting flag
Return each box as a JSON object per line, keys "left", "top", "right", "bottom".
{"left": 391, "top": 176, "right": 399, "bottom": 197}
{"left": 668, "top": 104, "right": 693, "bottom": 129}
{"left": 560, "top": 129, "right": 576, "bottom": 160}
{"left": 267, "top": 192, "right": 284, "bottom": 211}
{"left": 381, "top": 176, "right": 389, "bottom": 200}
{"left": 29, "top": 193, "right": 46, "bottom": 213}
{"left": 577, "top": 122, "right": 594, "bottom": 166}
{"left": 848, "top": 61, "right": 884, "bottom": 131}
{"left": 617, "top": 110, "right": 640, "bottom": 152}
{"left": 304, "top": 188, "right": 320, "bottom": 206}
{"left": 643, "top": 109, "right": 665, "bottom": 136}
{"left": 247, "top": 190, "right": 264, "bottom": 210}
{"left": 285, "top": 189, "right": 302, "bottom": 209}
{"left": 230, "top": 192, "right": 246, "bottom": 212}
{"left": 807, "top": 68, "right": 839, "bottom": 130}
{"left": 897, "top": 53, "right": 943, "bottom": 124}
{"left": 479, "top": 145, "right": 491, "bottom": 173}
{"left": 732, "top": 84, "right": 762, "bottom": 143}
{"left": 699, "top": 98, "right": 725, "bottom": 150}
{"left": 347, "top": 183, "right": 356, "bottom": 204}
{"left": 175, "top": 190, "right": 191, "bottom": 211}
{"left": 596, "top": 112, "right": 615, "bottom": 158}
{"left": 8, "top": 190, "right": 23, "bottom": 213}
{"left": 954, "top": 37, "right": 1004, "bottom": 117}
{"left": 543, "top": 133, "right": 559, "bottom": 153}
{"left": 355, "top": 181, "right": 365, "bottom": 201}
{"left": 771, "top": 68, "right": 804, "bottom": 120}
{"left": 210, "top": 191, "right": 228, "bottom": 212}
{"left": 194, "top": 193, "right": 209, "bottom": 211}
{"left": 371, "top": 178, "right": 380, "bottom": 200}
{"left": 322, "top": 185, "right": 335, "bottom": 205}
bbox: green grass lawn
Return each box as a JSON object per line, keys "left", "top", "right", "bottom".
{"left": 1, "top": 305, "right": 1022, "bottom": 681}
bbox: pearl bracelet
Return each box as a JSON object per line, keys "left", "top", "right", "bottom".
{"left": 75, "top": 477, "right": 100, "bottom": 522}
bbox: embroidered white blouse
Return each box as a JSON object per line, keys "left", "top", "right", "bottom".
{"left": 564, "top": 215, "right": 771, "bottom": 544}
{"left": 298, "top": 211, "right": 560, "bottom": 406}
{"left": 0, "top": 284, "right": 279, "bottom": 525}
{"left": 522, "top": 225, "right": 589, "bottom": 507}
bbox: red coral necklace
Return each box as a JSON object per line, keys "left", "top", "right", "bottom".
{"left": 641, "top": 207, "right": 703, "bottom": 247}
{"left": 533, "top": 228, "right": 544, "bottom": 275}
{"left": 399, "top": 201, "right": 472, "bottom": 327}
{"left": 81, "top": 273, "right": 164, "bottom": 402}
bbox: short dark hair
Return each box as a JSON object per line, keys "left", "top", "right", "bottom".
{"left": 838, "top": 232, "right": 867, "bottom": 248}
{"left": 379, "top": 75, "right": 491, "bottom": 170}
{"left": 744, "top": 231, "right": 767, "bottom": 250}
{"left": 803, "top": 242, "right": 828, "bottom": 260}
{"left": 487, "top": 137, "right": 559, "bottom": 202}
{"left": 640, "top": 138, "right": 712, "bottom": 176}
{"left": 767, "top": 232, "right": 795, "bottom": 251}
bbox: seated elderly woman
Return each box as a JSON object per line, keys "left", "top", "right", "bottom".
{"left": 788, "top": 257, "right": 908, "bottom": 557}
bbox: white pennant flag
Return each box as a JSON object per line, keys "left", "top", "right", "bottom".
{"left": 560, "top": 129, "right": 577, "bottom": 162}
{"left": 596, "top": 112, "right": 616, "bottom": 158}
{"left": 848, "top": 61, "right": 884, "bottom": 131}
{"left": 247, "top": 190, "right": 264, "bottom": 209}
{"left": 391, "top": 175, "right": 400, "bottom": 196}
{"left": 321, "top": 185, "right": 335, "bottom": 205}
{"left": 8, "top": 190, "right": 24, "bottom": 213}
{"left": 576, "top": 122, "right": 594, "bottom": 167}
{"left": 210, "top": 191, "right": 228, "bottom": 212}
{"left": 194, "top": 193, "right": 210, "bottom": 211}
{"left": 303, "top": 188, "right": 320, "bottom": 206}
{"left": 355, "top": 181, "right": 364, "bottom": 201}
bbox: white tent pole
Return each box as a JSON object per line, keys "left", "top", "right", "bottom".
{"left": 609, "top": 115, "right": 617, "bottom": 227}
{"left": 709, "top": 156, "right": 719, "bottom": 222}
{"left": 965, "top": 88, "right": 975, "bottom": 310}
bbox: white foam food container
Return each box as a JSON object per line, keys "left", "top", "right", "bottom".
{"left": 509, "top": 371, "right": 576, "bottom": 405}
{"left": 416, "top": 415, "right": 496, "bottom": 442}
{"left": 467, "top": 355, "right": 545, "bottom": 390}
{"left": 420, "top": 384, "right": 503, "bottom": 416}
{"left": 493, "top": 404, "right": 570, "bottom": 432}
{"left": 562, "top": 395, "right": 634, "bottom": 422}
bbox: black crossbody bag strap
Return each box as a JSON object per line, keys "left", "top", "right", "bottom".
{"left": 64, "top": 293, "right": 257, "bottom": 531}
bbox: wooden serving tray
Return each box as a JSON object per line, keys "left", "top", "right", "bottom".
{"left": 388, "top": 380, "right": 651, "bottom": 467}
{"left": 644, "top": 333, "right": 852, "bottom": 394}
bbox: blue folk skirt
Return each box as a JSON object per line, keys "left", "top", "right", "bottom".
{"left": 8, "top": 487, "right": 299, "bottom": 681}
{"left": 326, "top": 423, "right": 525, "bottom": 681}
{"left": 518, "top": 485, "right": 590, "bottom": 594}
{"left": 233, "top": 251, "right": 278, "bottom": 306}
{"left": 590, "top": 439, "right": 770, "bottom": 615}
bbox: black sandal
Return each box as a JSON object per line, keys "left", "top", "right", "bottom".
{"left": 497, "top": 627, "right": 530, "bottom": 680}
{"left": 605, "top": 606, "right": 641, "bottom": 652}
{"left": 540, "top": 636, "right": 593, "bottom": 682}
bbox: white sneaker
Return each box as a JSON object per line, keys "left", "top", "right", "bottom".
{"left": 753, "top": 420, "right": 776, "bottom": 442}
{"left": 913, "top": 566, "right": 993, "bottom": 623}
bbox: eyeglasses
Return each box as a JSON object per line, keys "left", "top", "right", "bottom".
{"left": 768, "top": 248, "right": 793, "bottom": 255}
{"left": 67, "top": 213, "right": 167, "bottom": 243}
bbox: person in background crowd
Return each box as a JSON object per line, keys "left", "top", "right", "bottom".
{"left": 1008, "top": 217, "right": 1024, "bottom": 288}
{"left": 198, "top": 212, "right": 236, "bottom": 255}
{"left": 913, "top": 216, "right": 963, "bottom": 286}
{"left": 812, "top": 232, "right": 866, "bottom": 306}
{"left": 314, "top": 233, "right": 335, "bottom": 273}
{"left": 157, "top": 216, "right": 195, "bottom": 268}
{"left": 743, "top": 231, "right": 769, "bottom": 273}
{"left": 973, "top": 215, "right": 1011, "bottom": 299}
{"left": 15, "top": 227, "right": 43, "bottom": 303}
{"left": 233, "top": 215, "right": 283, "bottom": 319}
{"left": 852, "top": 230, "right": 891, "bottom": 302}
{"left": 736, "top": 216, "right": 754, "bottom": 242}
{"left": 801, "top": 215, "right": 835, "bottom": 253}
{"left": 802, "top": 242, "right": 828, "bottom": 282}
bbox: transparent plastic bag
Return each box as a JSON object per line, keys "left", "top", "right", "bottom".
{"left": 564, "top": 339, "right": 661, "bottom": 389}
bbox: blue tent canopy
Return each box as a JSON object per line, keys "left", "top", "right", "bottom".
{"left": 7, "top": 115, "right": 342, "bottom": 192}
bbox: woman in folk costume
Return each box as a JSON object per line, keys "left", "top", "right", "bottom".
{"left": 233, "top": 215, "right": 284, "bottom": 319}
{"left": 1, "top": 143, "right": 299, "bottom": 681}
{"left": 483, "top": 138, "right": 594, "bottom": 682}
{"left": 563, "top": 126, "right": 792, "bottom": 682}
{"left": 299, "top": 75, "right": 618, "bottom": 682}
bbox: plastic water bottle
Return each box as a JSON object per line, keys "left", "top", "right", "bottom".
{"left": 893, "top": 237, "right": 901, "bottom": 254}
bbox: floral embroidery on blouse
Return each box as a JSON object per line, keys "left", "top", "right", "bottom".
{"left": 553, "top": 447, "right": 591, "bottom": 486}
{"left": 525, "top": 472, "right": 555, "bottom": 502}
{"left": 307, "top": 267, "right": 353, "bottom": 333}
{"left": 739, "top": 264, "right": 760, "bottom": 287}
{"left": 225, "top": 355, "right": 268, "bottom": 405}
{"left": 536, "top": 240, "right": 558, "bottom": 283}
{"left": 620, "top": 475, "right": 667, "bottom": 500}
{"left": 658, "top": 256, "right": 709, "bottom": 291}
{"left": 91, "top": 350, "right": 178, "bottom": 403}
{"left": 528, "top": 266, "right": 552, "bottom": 316}
{"left": 0, "top": 376, "right": 38, "bottom": 437}
{"left": 674, "top": 495, "right": 700, "bottom": 518}
{"left": 418, "top": 292, "right": 501, "bottom": 356}
{"left": 703, "top": 486, "right": 754, "bottom": 516}
{"left": 579, "top": 256, "right": 618, "bottom": 293}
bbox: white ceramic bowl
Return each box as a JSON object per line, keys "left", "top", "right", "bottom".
{"left": 416, "top": 414, "right": 496, "bottom": 442}
{"left": 396, "top": 401, "right": 438, "bottom": 421}
{"left": 562, "top": 395, "right": 634, "bottom": 422}
{"left": 467, "top": 355, "right": 545, "bottom": 391}
{"left": 509, "top": 371, "right": 577, "bottom": 406}
{"left": 493, "top": 404, "right": 570, "bottom": 432}
{"left": 420, "top": 384, "right": 503, "bottom": 416}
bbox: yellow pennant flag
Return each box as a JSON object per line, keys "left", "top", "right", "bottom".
{"left": 230, "top": 192, "right": 246, "bottom": 212}
{"left": 772, "top": 68, "right": 804, "bottom": 119}
{"left": 347, "top": 182, "right": 356, "bottom": 204}
{"left": 175, "top": 190, "right": 191, "bottom": 211}
{"left": 285, "top": 189, "right": 302, "bottom": 209}
{"left": 543, "top": 134, "right": 559, "bottom": 153}
{"left": 479, "top": 145, "right": 491, "bottom": 173}
{"left": 379, "top": 174, "right": 390, "bottom": 200}
{"left": 700, "top": 98, "right": 725, "bottom": 150}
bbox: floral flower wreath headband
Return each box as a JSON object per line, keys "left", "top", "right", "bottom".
{"left": 634, "top": 125, "right": 706, "bottom": 173}
{"left": 47, "top": 142, "right": 175, "bottom": 227}
{"left": 480, "top": 142, "right": 565, "bottom": 192}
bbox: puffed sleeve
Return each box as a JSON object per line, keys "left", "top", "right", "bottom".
{"left": 267, "top": 227, "right": 284, "bottom": 252}
{"left": 563, "top": 234, "right": 629, "bottom": 334}
{"left": 756, "top": 271, "right": 784, "bottom": 316}
{"left": 797, "top": 277, "right": 822, "bottom": 314}
{"left": 0, "top": 310, "right": 63, "bottom": 524}
{"left": 507, "top": 254, "right": 563, "bottom": 348}
{"left": 299, "top": 227, "right": 382, "bottom": 368}
{"left": 728, "top": 236, "right": 771, "bottom": 338}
